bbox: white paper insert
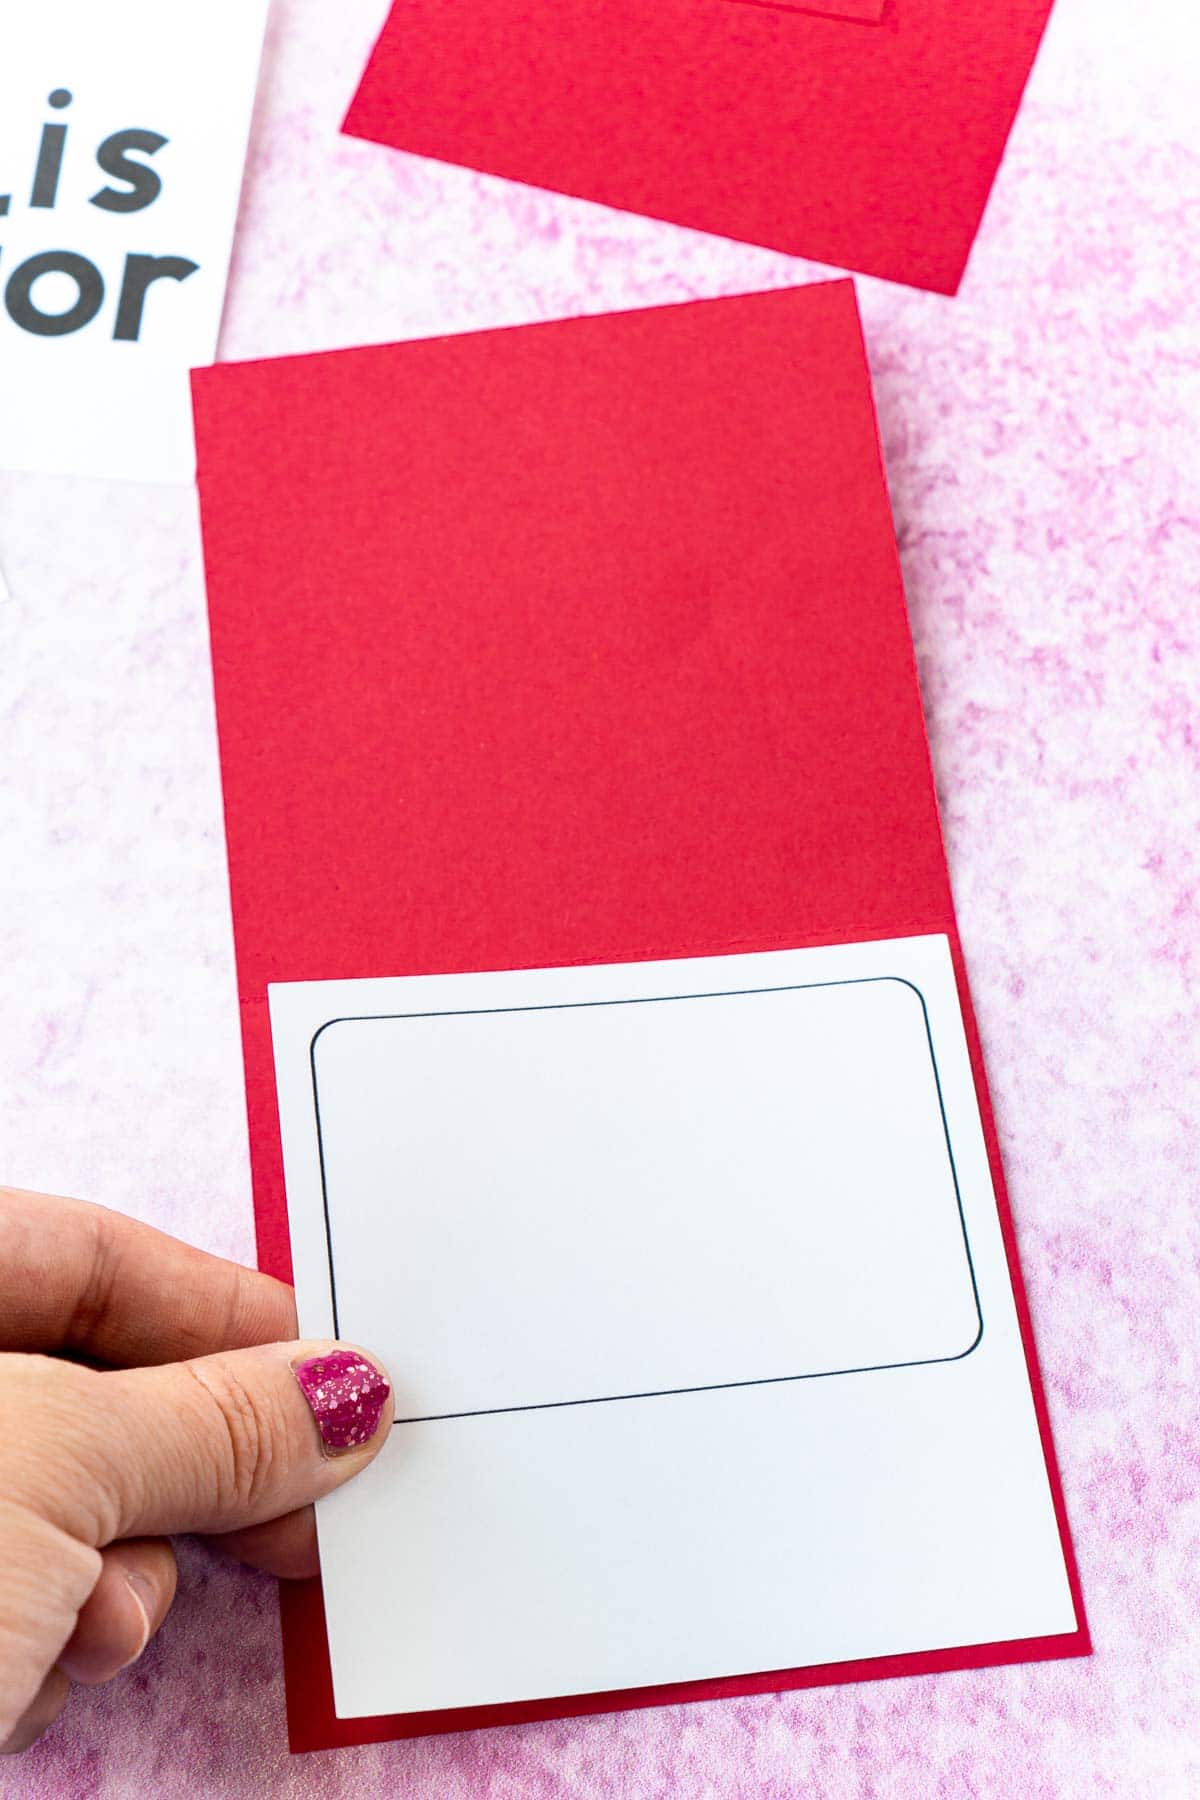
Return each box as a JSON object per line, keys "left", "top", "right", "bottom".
{"left": 271, "top": 936, "right": 1077, "bottom": 1719}
{"left": 0, "top": 0, "right": 266, "bottom": 483}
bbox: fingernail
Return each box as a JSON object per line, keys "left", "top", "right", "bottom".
{"left": 121, "top": 1571, "right": 155, "bottom": 1665}
{"left": 293, "top": 1349, "right": 391, "bottom": 1455}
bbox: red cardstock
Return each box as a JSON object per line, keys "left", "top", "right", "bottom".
{"left": 341, "top": 0, "right": 1057, "bottom": 294}
{"left": 191, "top": 282, "right": 1089, "bottom": 1752}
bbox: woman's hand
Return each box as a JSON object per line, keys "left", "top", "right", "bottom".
{"left": 0, "top": 1186, "right": 393, "bottom": 1752}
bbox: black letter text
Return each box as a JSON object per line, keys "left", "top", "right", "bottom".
{"left": 90, "top": 129, "right": 167, "bottom": 214}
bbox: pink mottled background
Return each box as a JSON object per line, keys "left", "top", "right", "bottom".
{"left": 1, "top": 0, "right": 1198, "bottom": 1791}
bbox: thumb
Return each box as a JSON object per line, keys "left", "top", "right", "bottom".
{"left": 25, "top": 1342, "right": 393, "bottom": 1546}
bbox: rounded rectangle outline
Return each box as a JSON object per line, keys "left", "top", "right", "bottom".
{"left": 309, "top": 975, "right": 984, "bottom": 1424}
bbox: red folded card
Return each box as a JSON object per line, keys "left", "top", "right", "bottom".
{"left": 192, "top": 282, "right": 1088, "bottom": 1751}
{"left": 342, "top": 0, "right": 1056, "bottom": 294}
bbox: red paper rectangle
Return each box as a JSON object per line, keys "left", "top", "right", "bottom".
{"left": 341, "top": 0, "right": 1055, "bottom": 293}
{"left": 192, "top": 281, "right": 1088, "bottom": 1751}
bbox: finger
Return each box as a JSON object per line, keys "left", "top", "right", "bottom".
{"left": 16, "top": 1343, "right": 393, "bottom": 1546}
{"left": 207, "top": 1506, "right": 319, "bottom": 1580}
{"left": 57, "top": 1539, "right": 177, "bottom": 1685}
{"left": 0, "top": 1667, "right": 69, "bottom": 1755}
{"left": 0, "top": 1187, "right": 295, "bottom": 1365}
{"left": 0, "top": 1497, "right": 100, "bottom": 1746}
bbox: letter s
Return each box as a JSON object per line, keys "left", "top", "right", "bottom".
{"left": 89, "top": 129, "right": 167, "bottom": 213}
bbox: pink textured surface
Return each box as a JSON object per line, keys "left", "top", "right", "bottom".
{"left": 0, "top": 0, "right": 1196, "bottom": 1791}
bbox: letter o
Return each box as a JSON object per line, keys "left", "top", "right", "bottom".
{"left": 5, "top": 250, "right": 104, "bottom": 337}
